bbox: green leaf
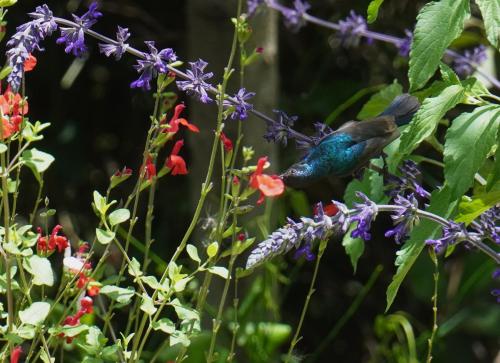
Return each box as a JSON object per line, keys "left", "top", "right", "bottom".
{"left": 444, "top": 105, "right": 500, "bottom": 199}
{"left": 19, "top": 302, "right": 50, "bottom": 326}
{"left": 139, "top": 293, "right": 157, "bottom": 315}
{"left": 40, "top": 350, "right": 55, "bottom": 363}
{"left": 208, "top": 266, "right": 229, "bottom": 279}
{"left": 23, "top": 255, "right": 54, "bottom": 286}
{"left": 476, "top": 0, "right": 500, "bottom": 49}
{"left": 409, "top": 0, "right": 470, "bottom": 91}
{"left": 439, "top": 63, "right": 461, "bottom": 85}
{"left": 100, "top": 285, "right": 134, "bottom": 304}
{"left": 152, "top": 318, "right": 176, "bottom": 334}
{"left": 396, "top": 84, "right": 464, "bottom": 164}
{"left": 108, "top": 208, "right": 130, "bottom": 226}
{"left": 127, "top": 257, "right": 143, "bottom": 278}
{"left": 93, "top": 191, "right": 107, "bottom": 215}
{"left": 207, "top": 242, "right": 219, "bottom": 258}
{"left": 386, "top": 186, "right": 456, "bottom": 310}
{"left": 367, "top": 0, "right": 385, "bottom": 23}
{"left": 455, "top": 191, "right": 500, "bottom": 224}
{"left": 141, "top": 275, "right": 162, "bottom": 290}
{"left": 0, "top": 144, "right": 7, "bottom": 154}
{"left": 96, "top": 228, "right": 115, "bottom": 245}
{"left": 342, "top": 226, "right": 365, "bottom": 273}
{"left": 0, "top": 0, "right": 18, "bottom": 7}
{"left": 21, "top": 149, "right": 55, "bottom": 182}
{"left": 357, "top": 81, "right": 402, "bottom": 120}
{"left": 186, "top": 244, "right": 201, "bottom": 264}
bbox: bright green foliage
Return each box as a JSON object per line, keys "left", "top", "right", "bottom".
{"left": 476, "top": 0, "right": 500, "bottom": 49}
{"left": 367, "top": 0, "right": 385, "bottom": 23}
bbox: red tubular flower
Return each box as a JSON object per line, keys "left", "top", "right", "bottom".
{"left": 10, "top": 346, "right": 23, "bottom": 363}
{"left": 80, "top": 296, "right": 94, "bottom": 314}
{"left": 249, "top": 157, "right": 285, "bottom": 204}
{"left": 114, "top": 166, "right": 132, "bottom": 177}
{"left": 24, "top": 54, "right": 37, "bottom": 72}
{"left": 50, "top": 225, "right": 69, "bottom": 252}
{"left": 0, "top": 89, "right": 28, "bottom": 139}
{"left": 143, "top": 155, "right": 157, "bottom": 180}
{"left": 87, "top": 282, "right": 101, "bottom": 296}
{"left": 163, "top": 103, "right": 199, "bottom": 134}
{"left": 37, "top": 227, "right": 48, "bottom": 253}
{"left": 220, "top": 132, "right": 233, "bottom": 152}
{"left": 166, "top": 140, "right": 188, "bottom": 175}
{"left": 76, "top": 272, "right": 90, "bottom": 289}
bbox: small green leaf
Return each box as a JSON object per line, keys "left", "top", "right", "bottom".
{"left": 127, "top": 257, "right": 143, "bottom": 278}
{"left": 476, "top": 0, "right": 500, "bottom": 49}
{"left": 19, "top": 302, "right": 50, "bottom": 326}
{"left": 100, "top": 285, "right": 134, "bottom": 304}
{"left": 207, "top": 242, "right": 219, "bottom": 258}
{"left": 0, "top": 144, "right": 7, "bottom": 154}
{"left": 367, "top": 0, "right": 385, "bottom": 23}
{"left": 40, "top": 350, "right": 55, "bottom": 363}
{"left": 342, "top": 227, "right": 365, "bottom": 273}
{"left": 140, "top": 293, "right": 157, "bottom": 315}
{"left": 152, "top": 318, "right": 176, "bottom": 334}
{"left": 96, "top": 228, "right": 115, "bottom": 245}
{"left": 93, "top": 191, "right": 107, "bottom": 215}
{"left": 23, "top": 255, "right": 54, "bottom": 286}
{"left": 186, "top": 244, "right": 201, "bottom": 264}
{"left": 409, "top": 0, "right": 470, "bottom": 90}
{"left": 0, "top": 66, "right": 12, "bottom": 80}
{"left": 0, "top": 0, "right": 18, "bottom": 7}
{"left": 21, "top": 149, "right": 55, "bottom": 181}
{"left": 357, "top": 81, "right": 403, "bottom": 120}
{"left": 444, "top": 105, "right": 500, "bottom": 199}
{"left": 108, "top": 208, "right": 130, "bottom": 226}
{"left": 456, "top": 191, "right": 500, "bottom": 224}
{"left": 141, "top": 275, "right": 162, "bottom": 290}
{"left": 208, "top": 266, "right": 229, "bottom": 279}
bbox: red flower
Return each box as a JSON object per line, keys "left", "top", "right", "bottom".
{"left": 143, "top": 155, "right": 157, "bottom": 180}
{"left": 0, "top": 88, "right": 28, "bottom": 139}
{"left": 10, "top": 346, "right": 23, "bottom": 363}
{"left": 166, "top": 140, "right": 188, "bottom": 175}
{"left": 163, "top": 104, "right": 199, "bottom": 134}
{"left": 87, "top": 282, "right": 101, "bottom": 296}
{"left": 76, "top": 272, "right": 90, "bottom": 289}
{"left": 77, "top": 242, "right": 90, "bottom": 255}
{"left": 114, "top": 166, "right": 132, "bottom": 177}
{"left": 314, "top": 202, "right": 339, "bottom": 217}
{"left": 37, "top": 225, "right": 69, "bottom": 253}
{"left": 220, "top": 132, "right": 233, "bottom": 152}
{"left": 232, "top": 176, "right": 240, "bottom": 185}
{"left": 80, "top": 296, "right": 94, "bottom": 314}
{"left": 249, "top": 157, "right": 285, "bottom": 204}
{"left": 24, "top": 54, "right": 37, "bottom": 72}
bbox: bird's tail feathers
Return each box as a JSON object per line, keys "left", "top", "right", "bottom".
{"left": 379, "top": 93, "right": 420, "bottom": 126}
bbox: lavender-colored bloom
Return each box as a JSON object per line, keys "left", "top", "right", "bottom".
{"left": 351, "top": 192, "right": 378, "bottom": 241}
{"left": 130, "top": 41, "right": 177, "bottom": 91}
{"left": 338, "top": 11, "right": 370, "bottom": 48}
{"left": 491, "top": 289, "right": 500, "bottom": 303}
{"left": 246, "top": 224, "right": 299, "bottom": 268}
{"left": 99, "top": 26, "right": 130, "bottom": 60}
{"left": 452, "top": 45, "right": 487, "bottom": 78}
{"left": 281, "top": 0, "right": 310, "bottom": 32}
{"left": 385, "top": 160, "right": 430, "bottom": 199}
{"left": 294, "top": 242, "right": 315, "bottom": 261}
{"left": 425, "top": 221, "right": 468, "bottom": 254}
{"left": 224, "top": 88, "right": 255, "bottom": 120}
{"left": 56, "top": 1, "right": 102, "bottom": 57}
{"left": 310, "top": 122, "right": 333, "bottom": 144}
{"left": 473, "top": 206, "right": 500, "bottom": 244}
{"left": 384, "top": 194, "right": 419, "bottom": 244}
{"left": 6, "top": 4, "right": 58, "bottom": 91}
{"left": 264, "top": 110, "right": 298, "bottom": 147}
{"left": 397, "top": 29, "right": 413, "bottom": 57}
{"left": 176, "top": 59, "right": 214, "bottom": 103}
{"left": 247, "top": 0, "right": 264, "bottom": 17}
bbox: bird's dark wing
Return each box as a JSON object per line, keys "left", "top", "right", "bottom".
{"left": 334, "top": 115, "right": 398, "bottom": 142}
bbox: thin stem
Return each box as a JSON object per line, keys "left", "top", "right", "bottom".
{"left": 285, "top": 238, "right": 328, "bottom": 362}
{"left": 426, "top": 250, "right": 439, "bottom": 363}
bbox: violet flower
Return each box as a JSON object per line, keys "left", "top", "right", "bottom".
{"left": 130, "top": 41, "right": 177, "bottom": 91}
{"left": 350, "top": 192, "right": 378, "bottom": 241}
{"left": 6, "top": 4, "right": 58, "bottom": 91}
{"left": 176, "top": 59, "right": 214, "bottom": 103}
{"left": 281, "top": 0, "right": 310, "bottom": 32}
{"left": 397, "top": 29, "right": 413, "bottom": 57}
{"left": 264, "top": 110, "right": 298, "bottom": 147}
{"left": 473, "top": 206, "right": 500, "bottom": 245}
{"left": 425, "top": 221, "right": 469, "bottom": 254}
{"left": 385, "top": 160, "right": 430, "bottom": 199}
{"left": 224, "top": 88, "right": 255, "bottom": 120}
{"left": 56, "top": 1, "right": 102, "bottom": 57}
{"left": 247, "top": 0, "right": 265, "bottom": 17}
{"left": 99, "top": 26, "right": 130, "bottom": 60}
{"left": 452, "top": 45, "right": 487, "bottom": 78}
{"left": 294, "top": 242, "right": 315, "bottom": 261}
{"left": 384, "top": 194, "right": 419, "bottom": 244}
{"left": 338, "top": 11, "right": 371, "bottom": 48}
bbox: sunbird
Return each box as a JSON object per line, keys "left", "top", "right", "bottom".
{"left": 281, "top": 94, "right": 420, "bottom": 188}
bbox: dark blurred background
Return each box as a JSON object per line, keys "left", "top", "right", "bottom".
{"left": 5, "top": 0, "right": 499, "bottom": 362}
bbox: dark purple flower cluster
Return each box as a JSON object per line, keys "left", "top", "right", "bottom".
{"left": 56, "top": 2, "right": 102, "bottom": 57}
{"left": 452, "top": 45, "right": 487, "bottom": 78}
{"left": 492, "top": 269, "right": 500, "bottom": 303}
{"left": 397, "top": 29, "right": 413, "bottom": 57}
{"left": 264, "top": 110, "right": 299, "bottom": 147}
{"left": 350, "top": 192, "right": 378, "bottom": 240}
{"left": 130, "top": 41, "right": 177, "bottom": 91}
{"left": 281, "top": 0, "right": 310, "bottom": 32}
{"left": 99, "top": 26, "right": 130, "bottom": 60}
{"left": 6, "top": 4, "right": 58, "bottom": 91}
{"left": 473, "top": 206, "right": 500, "bottom": 245}
{"left": 338, "top": 11, "right": 370, "bottom": 47}
{"left": 176, "top": 59, "right": 214, "bottom": 104}
{"left": 385, "top": 160, "right": 430, "bottom": 199}
{"left": 384, "top": 194, "right": 419, "bottom": 244}
{"left": 425, "top": 221, "right": 468, "bottom": 254}
{"left": 223, "top": 88, "right": 255, "bottom": 120}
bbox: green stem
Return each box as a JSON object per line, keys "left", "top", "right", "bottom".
{"left": 426, "top": 250, "right": 439, "bottom": 363}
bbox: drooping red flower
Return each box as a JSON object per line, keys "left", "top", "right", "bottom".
{"left": 163, "top": 103, "right": 199, "bottom": 134}
{"left": 249, "top": 157, "right": 285, "bottom": 204}
{"left": 220, "top": 132, "right": 233, "bottom": 152}
{"left": 143, "top": 155, "right": 157, "bottom": 180}
{"left": 24, "top": 54, "right": 37, "bottom": 72}
{"left": 76, "top": 272, "right": 90, "bottom": 289}
{"left": 166, "top": 139, "right": 188, "bottom": 175}
{"left": 113, "top": 166, "right": 132, "bottom": 177}
{"left": 37, "top": 225, "right": 69, "bottom": 254}
{"left": 0, "top": 88, "right": 28, "bottom": 139}
{"left": 10, "top": 346, "right": 23, "bottom": 363}
{"left": 80, "top": 296, "right": 94, "bottom": 314}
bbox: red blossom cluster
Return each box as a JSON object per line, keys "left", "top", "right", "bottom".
{"left": 37, "top": 225, "right": 70, "bottom": 254}
{"left": 249, "top": 156, "right": 285, "bottom": 204}
{"left": 220, "top": 131, "right": 233, "bottom": 152}
{"left": 0, "top": 87, "right": 28, "bottom": 139}
{"left": 59, "top": 296, "right": 94, "bottom": 343}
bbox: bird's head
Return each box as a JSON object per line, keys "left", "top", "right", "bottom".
{"left": 280, "top": 162, "right": 315, "bottom": 188}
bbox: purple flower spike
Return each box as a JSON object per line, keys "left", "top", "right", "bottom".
{"left": 384, "top": 194, "right": 419, "bottom": 244}
{"left": 338, "top": 11, "right": 370, "bottom": 47}
{"left": 452, "top": 45, "right": 487, "bottom": 78}
{"left": 397, "top": 29, "right": 413, "bottom": 57}
{"left": 56, "top": 1, "right": 103, "bottom": 57}
{"left": 425, "top": 221, "right": 468, "bottom": 254}
{"left": 176, "top": 59, "right": 214, "bottom": 103}
{"left": 99, "top": 26, "right": 130, "bottom": 60}
{"left": 351, "top": 192, "right": 378, "bottom": 241}
{"left": 264, "top": 110, "right": 298, "bottom": 147}
{"left": 385, "top": 160, "right": 430, "bottom": 200}
{"left": 294, "top": 242, "right": 315, "bottom": 261}
{"left": 131, "top": 41, "right": 177, "bottom": 91}
{"left": 224, "top": 88, "right": 255, "bottom": 120}
{"left": 473, "top": 206, "right": 500, "bottom": 244}
{"left": 282, "top": 0, "right": 310, "bottom": 32}
{"left": 247, "top": 0, "right": 264, "bottom": 17}
{"left": 6, "top": 4, "right": 58, "bottom": 91}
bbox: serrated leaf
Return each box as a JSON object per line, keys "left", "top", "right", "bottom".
{"left": 19, "top": 302, "right": 50, "bottom": 326}
{"left": 208, "top": 266, "right": 229, "bottom": 279}
{"left": 23, "top": 255, "right": 53, "bottom": 286}
{"left": 108, "top": 208, "right": 130, "bottom": 226}
{"left": 455, "top": 191, "right": 500, "bottom": 224}
{"left": 444, "top": 105, "right": 500, "bottom": 199}
{"left": 476, "top": 0, "right": 500, "bottom": 49}
{"left": 186, "top": 244, "right": 201, "bottom": 263}
{"left": 409, "top": 0, "right": 470, "bottom": 91}
{"left": 357, "top": 81, "right": 402, "bottom": 120}
{"left": 396, "top": 84, "right": 464, "bottom": 164}
{"left": 100, "top": 285, "right": 134, "bottom": 304}
{"left": 95, "top": 228, "right": 115, "bottom": 245}
{"left": 386, "top": 186, "right": 456, "bottom": 311}
{"left": 367, "top": 0, "right": 385, "bottom": 23}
